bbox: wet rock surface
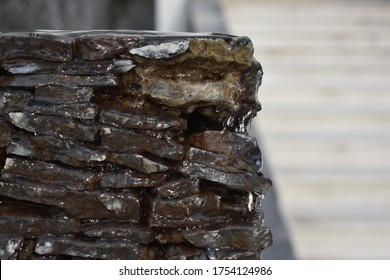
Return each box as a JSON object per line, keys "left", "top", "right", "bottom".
{"left": 0, "top": 30, "right": 272, "bottom": 259}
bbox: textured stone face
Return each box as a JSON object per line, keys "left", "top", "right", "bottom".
{"left": 0, "top": 30, "right": 271, "bottom": 260}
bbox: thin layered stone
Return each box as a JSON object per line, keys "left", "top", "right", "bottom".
{"left": 0, "top": 89, "right": 33, "bottom": 115}
{"left": 6, "top": 133, "right": 107, "bottom": 167}
{"left": 179, "top": 161, "right": 271, "bottom": 194}
{"left": 101, "top": 126, "right": 184, "bottom": 160}
{"left": 184, "top": 224, "right": 272, "bottom": 251}
{"left": 0, "top": 180, "right": 140, "bottom": 221}
{"left": 1, "top": 157, "right": 100, "bottom": 191}
{"left": 34, "top": 86, "right": 93, "bottom": 104}
{"left": 81, "top": 222, "right": 153, "bottom": 244}
{"left": 99, "top": 108, "right": 187, "bottom": 131}
{"left": 7, "top": 112, "right": 99, "bottom": 142}
{"left": 35, "top": 236, "right": 157, "bottom": 259}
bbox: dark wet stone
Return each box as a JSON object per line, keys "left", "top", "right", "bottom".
{"left": 7, "top": 133, "right": 107, "bottom": 167}
{"left": 99, "top": 108, "right": 187, "bottom": 131}
{"left": 101, "top": 126, "right": 184, "bottom": 160}
{"left": 35, "top": 86, "right": 93, "bottom": 104}
{"left": 145, "top": 192, "right": 220, "bottom": 219}
{"left": 82, "top": 222, "right": 153, "bottom": 244}
{"left": 0, "top": 33, "right": 72, "bottom": 62}
{"left": 0, "top": 74, "right": 119, "bottom": 88}
{"left": 210, "top": 248, "right": 259, "bottom": 260}
{"left": 0, "top": 89, "right": 33, "bottom": 115}
{"left": 1, "top": 157, "right": 100, "bottom": 191}
{"left": 35, "top": 236, "right": 157, "bottom": 260}
{"left": 189, "top": 131, "right": 263, "bottom": 174}
{"left": 164, "top": 245, "right": 206, "bottom": 260}
{"left": 153, "top": 229, "right": 186, "bottom": 244}
{"left": 179, "top": 161, "right": 271, "bottom": 194}
{"left": 74, "top": 33, "right": 139, "bottom": 60}
{"left": 7, "top": 112, "right": 99, "bottom": 142}
{"left": 2, "top": 59, "right": 134, "bottom": 75}
{"left": 0, "top": 201, "right": 80, "bottom": 238}
{"left": 0, "top": 120, "right": 12, "bottom": 147}
{"left": 106, "top": 152, "right": 170, "bottom": 174}
{"left": 184, "top": 147, "right": 230, "bottom": 171}
{"left": 147, "top": 210, "right": 231, "bottom": 228}
{"left": 152, "top": 177, "right": 200, "bottom": 199}
{"left": 100, "top": 170, "right": 166, "bottom": 189}
{"left": 0, "top": 179, "right": 140, "bottom": 221}
{"left": 25, "top": 103, "right": 98, "bottom": 120}
{"left": 0, "top": 235, "right": 24, "bottom": 260}
{"left": 184, "top": 224, "right": 272, "bottom": 251}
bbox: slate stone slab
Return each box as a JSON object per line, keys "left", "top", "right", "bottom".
{"left": 0, "top": 74, "right": 119, "bottom": 88}
{"left": 0, "top": 201, "right": 80, "bottom": 238}
{"left": 147, "top": 210, "right": 232, "bottom": 228}
{"left": 1, "top": 157, "right": 100, "bottom": 191}
{"left": 73, "top": 32, "right": 139, "bottom": 60}
{"left": 184, "top": 224, "right": 272, "bottom": 252}
{"left": 101, "top": 125, "right": 184, "bottom": 160}
{"left": 35, "top": 236, "right": 157, "bottom": 260}
{"left": 81, "top": 221, "right": 153, "bottom": 244}
{"left": 100, "top": 170, "right": 167, "bottom": 189}
{"left": 99, "top": 108, "right": 187, "bottom": 131}
{"left": 0, "top": 89, "right": 33, "bottom": 115}
{"left": 7, "top": 112, "right": 99, "bottom": 142}
{"left": 34, "top": 86, "right": 93, "bottom": 104}
{"left": 25, "top": 103, "right": 98, "bottom": 120}
{"left": 189, "top": 131, "right": 263, "bottom": 174}
{"left": 7, "top": 133, "right": 107, "bottom": 167}
{"left": 0, "top": 180, "right": 140, "bottom": 221}
{"left": 145, "top": 192, "right": 220, "bottom": 219}
{"left": 152, "top": 177, "right": 200, "bottom": 199}
{"left": 106, "top": 152, "right": 170, "bottom": 174}
{"left": 0, "top": 33, "right": 72, "bottom": 62}
{"left": 3, "top": 59, "right": 134, "bottom": 75}
{"left": 179, "top": 161, "right": 271, "bottom": 194}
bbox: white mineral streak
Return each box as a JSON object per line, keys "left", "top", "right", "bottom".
{"left": 130, "top": 40, "right": 189, "bottom": 59}
{"left": 88, "top": 151, "right": 106, "bottom": 161}
{"left": 141, "top": 156, "right": 169, "bottom": 173}
{"left": 3, "top": 158, "right": 15, "bottom": 170}
{"left": 102, "top": 126, "right": 112, "bottom": 134}
{"left": 113, "top": 60, "right": 135, "bottom": 72}
{"left": 8, "top": 112, "right": 29, "bottom": 129}
{"left": 8, "top": 141, "right": 33, "bottom": 157}
{"left": 248, "top": 192, "right": 254, "bottom": 211}
{"left": 5, "top": 63, "right": 41, "bottom": 74}
{"left": 35, "top": 241, "right": 54, "bottom": 254}
{"left": 99, "top": 193, "right": 124, "bottom": 214}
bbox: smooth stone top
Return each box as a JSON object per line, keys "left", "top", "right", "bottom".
{"left": 0, "top": 30, "right": 255, "bottom": 64}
